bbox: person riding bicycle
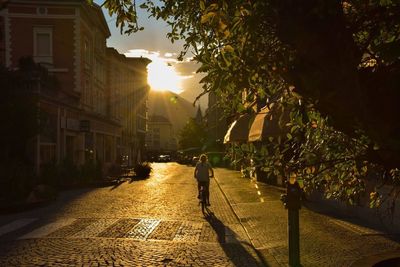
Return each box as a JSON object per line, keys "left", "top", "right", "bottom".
{"left": 194, "top": 154, "right": 214, "bottom": 206}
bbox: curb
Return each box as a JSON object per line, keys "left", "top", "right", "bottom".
{"left": 213, "top": 173, "right": 282, "bottom": 267}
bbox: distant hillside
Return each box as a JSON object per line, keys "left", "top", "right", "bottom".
{"left": 148, "top": 91, "right": 197, "bottom": 134}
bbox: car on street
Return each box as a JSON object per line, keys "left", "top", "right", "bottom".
{"left": 191, "top": 156, "right": 199, "bottom": 166}
{"left": 157, "top": 154, "right": 171, "bottom": 162}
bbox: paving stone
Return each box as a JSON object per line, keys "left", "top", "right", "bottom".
{"left": 47, "top": 218, "right": 98, "bottom": 238}
{"left": 174, "top": 221, "right": 203, "bottom": 242}
{"left": 97, "top": 218, "right": 140, "bottom": 238}
{"left": 9, "top": 162, "right": 392, "bottom": 266}
{"left": 124, "top": 218, "right": 159, "bottom": 239}
{"left": 213, "top": 167, "right": 400, "bottom": 267}
{"left": 19, "top": 218, "right": 77, "bottom": 239}
{"left": 147, "top": 220, "right": 182, "bottom": 241}
{"left": 72, "top": 218, "right": 120, "bottom": 238}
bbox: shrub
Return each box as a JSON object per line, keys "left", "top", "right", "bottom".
{"left": 134, "top": 162, "right": 152, "bottom": 179}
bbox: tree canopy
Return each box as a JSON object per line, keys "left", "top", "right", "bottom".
{"left": 178, "top": 118, "right": 207, "bottom": 150}
{"left": 99, "top": 0, "right": 400, "bottom": 207}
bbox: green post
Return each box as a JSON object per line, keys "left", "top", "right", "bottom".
{"left": 280, "top": 180, "right": 302, "bottom": 267}
{"left": 288, "top": 208, "right": 300, "bottom": 266}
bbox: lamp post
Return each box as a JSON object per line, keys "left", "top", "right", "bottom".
{"left": 280, "top": 175, "right": 302, "bottom": 266}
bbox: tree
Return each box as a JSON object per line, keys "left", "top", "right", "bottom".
{"left": 0, "top": 57, "right": 56, "bottom": 200}
{"left": 98, "top": 0, "right": 400, "bottom": 207}
{"left": 0, "top": 58, "right": 44, "bottom": 163}
{"left": 178, "top": 118, "right": 207, "bottom": 150}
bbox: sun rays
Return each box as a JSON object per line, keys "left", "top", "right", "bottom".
{"left": 125, "top": 49, "right": 193, "bottom": 94}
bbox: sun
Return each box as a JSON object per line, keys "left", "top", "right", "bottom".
{"left": 147, "top": 60, "right": 183, "bottom": 94}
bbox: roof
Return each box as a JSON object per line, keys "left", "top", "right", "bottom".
{"left": 107, "top": 48, "right": 152, "bottom": 69}
{"left": 4, "top": 1, "right": 111, "bottom": 37}
{"left": 149, "top": 115, "right": 171, "bottom": 123}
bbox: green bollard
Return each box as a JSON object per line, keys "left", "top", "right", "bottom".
{"left": 288, "top": 208, "right": 300, "bottom": 266}
{"left": 281, "top": 180, "right": 302, "bottom": 266}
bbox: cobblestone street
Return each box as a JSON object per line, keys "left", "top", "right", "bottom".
{"left": 0, "top": 163, "right": 399, "bottom": 266}
{"left": 0, "top": 163, "right": 264, "bottom": 267}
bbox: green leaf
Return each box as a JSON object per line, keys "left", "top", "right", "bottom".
{"left": 200, "top": 0, "right": 205, "bottom": 11}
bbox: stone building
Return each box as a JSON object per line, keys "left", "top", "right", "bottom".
{"left": 145, "top": 115, "right": 177, "bottom": 155}
{"left": 107, "top": 48, "right": 150, "bottom": 166}
{"left": 0, "top": 0, "right": 150, "bottom": 174}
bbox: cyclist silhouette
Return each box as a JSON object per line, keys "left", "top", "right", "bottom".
{"left": 194, "top": 154, "right": 214, "bottom": 206}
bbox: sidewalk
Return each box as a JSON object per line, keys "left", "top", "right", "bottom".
{"left": 213, "top": 168, "right": 400, "bottom": 267}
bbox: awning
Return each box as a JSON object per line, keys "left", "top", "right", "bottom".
{"left": 248, "top": 107, "right": 289, "bottom": 142}
{"left": 223, "top": 113, "right": 253, "bottom": 144}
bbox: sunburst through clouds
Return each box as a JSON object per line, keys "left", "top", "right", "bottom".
{"left": 125, "top": 49, "right": 193, "bottom": 94}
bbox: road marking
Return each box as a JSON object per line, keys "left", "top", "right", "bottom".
{"left": 9, "top": 217, "right": 243, "bottom": 243}
{"left": 147, "top": 220, "right": 182, "bottom": 241}
{"left": 97, "top": 218, "right": 141, "bottom": 238}
{"left": 19, "top": 218, "right": 76, "bottom": 239}
{"left": 0, "top": 218, "right": 37, "bottom": 237}
{"left": 72, "top": 218, "right": 119, "bottom": 238}
{"left": 174, "top": 221, "right": 203, "bottom": 242}
{"left": 125, "top": 218, "right": 160, "bottom": 239}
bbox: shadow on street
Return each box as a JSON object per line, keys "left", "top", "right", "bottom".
{"left": 303, "top": 199, "right": 400, "bottom": 243}
{"left": 204, "top": 209, "right": 270, "bottom": 267}
{"left": 109, "top": 180, "right": 126, "bottom": 191}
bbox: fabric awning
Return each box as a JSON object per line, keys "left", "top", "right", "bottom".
{"left": 248, "top": 107, "right": 289, "bottom": 142}
{"left": 223, "top": 113, "right": 253, "bottom": 144}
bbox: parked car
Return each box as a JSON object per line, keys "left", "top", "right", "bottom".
{"left": 191, "top": 156, "right": 199, "bottom": 166}
{"left": 158, "top": 154, "right": 171, "bottom": 162}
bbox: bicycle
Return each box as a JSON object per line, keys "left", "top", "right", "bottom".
{"left": 199, "top": 184, "right": 207, "bottom": 214}
{"left": 198, "top": 175, "right": 213, "bottom": 214}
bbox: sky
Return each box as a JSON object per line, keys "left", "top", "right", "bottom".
{"left": 95, "top": 1, "right": 207, "bottom": 109}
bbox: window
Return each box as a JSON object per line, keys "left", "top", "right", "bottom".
{"left": 34, "top": 27, "right": 53, "bottom": 64}
{"left": 37, "top": 7, "right": 48, "bottom": 15}
{"left": 153, "top": 141, "right": 160, "bottom": 148}
{"left": 83, "top": 79, "right": 92, "bottom": 109}
{"left": 84, "top": 39, "right": 91, "bottom": 69}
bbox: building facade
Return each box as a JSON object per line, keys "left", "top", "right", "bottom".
{"left": 145, "top": 115, "right": 177, "bottom": 155}
{"left": 0, "top": 0, "right": 150, "bottom": 174}
{"left": 107, "top": 48, "right": 150, "bottom": 166}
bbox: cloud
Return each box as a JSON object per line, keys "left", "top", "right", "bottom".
{"left": 124, "top": 49, "right": 159, "bottom": 59}
{"left": 184, "top": 56, "right": 194, "bottom": 62}
{"left": 125, "top": 49, "right": 178, "bottom": 63}
{"left": 164, "top": 52, "right": 176, "bottom": 58}
{"left": 126, "top": 48, "right": 198, "bottom": 76}
{"left": 124, "top": 49, "right": 206, "bottom": 107}
{"left": 181, "top": 75, "right": 194, "bottom": 80}
{"left": 125, "top": 49, "right": 197, "bottom": 94}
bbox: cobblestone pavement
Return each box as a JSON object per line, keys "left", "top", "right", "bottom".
{"left": 1, "top": 163, "right": 399, "bottom": 266}
{"left": 213, "top": 168, "right": 400, "bottom": 267}
{"left": 0, "top": 163, "right": 268, "bottom": 266}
